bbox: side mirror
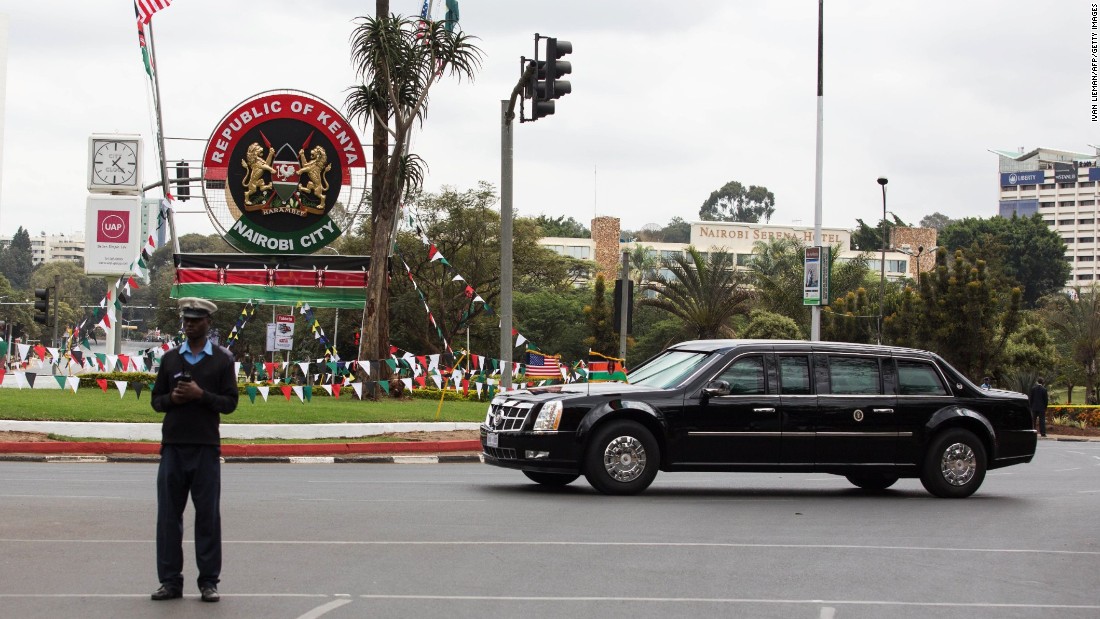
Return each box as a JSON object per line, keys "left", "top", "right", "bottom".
{"left": 702, "top": 380, "right": 731, "bottom": 399}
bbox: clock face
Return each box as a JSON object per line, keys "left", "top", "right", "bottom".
{"left": 92, "top": 141, "right": 138, "bottom": 185}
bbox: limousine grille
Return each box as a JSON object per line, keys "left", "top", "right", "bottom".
{"left": 488, "top": 400, "right": 535, "bottom": 432}
{"left": 484, "top": 446, "right": 517, "bottom": 460}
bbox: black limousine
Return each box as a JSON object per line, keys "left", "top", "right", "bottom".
{"left": 481, "top": 340, "right": 1037, "bottom": 498}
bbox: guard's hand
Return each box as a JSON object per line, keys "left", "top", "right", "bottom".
{"left": 170, "top": 380, "right": 203, "bottom": 405}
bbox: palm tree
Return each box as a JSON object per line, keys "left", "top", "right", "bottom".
{"left": 628, "top": 243, "right": 659, "bottom": 286}
{"left": 1041, "top": 288, "right": 1100, "bottom": 403}
{"left": 346, "top": 14, "right": 483, "bottom": 370}
{"left": 747, "top": 236, "right": 807, "bottom": 329}
{"left": 640, "top": 247, "right": 754, "bottom": 339}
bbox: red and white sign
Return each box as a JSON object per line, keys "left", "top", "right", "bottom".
{"left": 97, "top": 210, "right": 130, "bottom": 242}
{"left": 85, "top": 195, "right": 142, "bottom": 276}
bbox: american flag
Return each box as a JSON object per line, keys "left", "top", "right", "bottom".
{"left": 525, "top": 351, "right": 562, "bottom": 378}
{"left": 135, "top": 0, "right": 172, "bottom": 25}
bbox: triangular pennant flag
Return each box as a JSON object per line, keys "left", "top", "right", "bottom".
{"left": 234, "top": 362, "right": 241, "bottom": 377}
{"left": 105, "top": 354, "right": 119, "bottom": 372}
{"left": 298, "top": 362, "right": 310, "bottom": 377}
{"left": 401, "top": 377, "right": 412, "bottom": 392}
{"left": 114, "top": 380, "right": 128, "bottom": 398}
{"left": 476, "top": 382, "right": 484, "bottom": 398}
{"left": 67, "top": 376, "right": 80, "bottom": 393}
{"left": 258, "top": 386, "right": 270, "bottom": 402}
{"left": 415, "top": 375, "right": 426, "bottom": 388}
{"left": 264, "top": 362, "right": 277, "bottom": 381}
{"left": 17, "top": 343, "right": 31, "bottom": 361}
{"left": 331, "top": 383, "right": 342, "bottom": 399}
{"left": 24, "top": 372, "right": 36, "bottom": 388}
{"left": 0, "top": 369, "right": 6, "bottom": 386}
{"left": 516, "top": 334, "right": 527, "bottom": 347}
{"left": 33, "top": 344, "right": 47, "bottom": 360}
{"left": 351, "top": 382, "right": 363, "bottom": 399}
{"left": 118, "top": 354, "right": 130, "bottom": 371}
{"left": 431, "top": 374, "right": 442, "bottom": 389}
{"left": 246, "top": 386, "right": 258, "bottom": 404}
{"left": 319, "top": 384, "right": 333, "bottom": 396}
{"left": 14, "top": 372, "right": 28, "bottom": 389}
{"left": 292, "top": 385, "right": 304, "bottom": 402}
{"left": 46, "top": 347, "right": 59, "bottom": 361}
{"left": 54, "top": 375, "right": 67, "bottom": 389}
{"left": 280, "top": 385, "right": 292, "bottom": 401}
{"left": 378, "top": 380, "right": 389, "bottom": 394}
{"left": 131, "top": 382, "right": 145, "bottom": 398}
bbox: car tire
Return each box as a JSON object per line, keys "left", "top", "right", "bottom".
{"left": 920, "top": 428, "right": 987, "bottom": 498}
{"left": 583, "top": 420, "right": 660, "bottom": 495}
{"left": 845, "top": 474, "right": 899, "bottom": 491}
{"left": 522, "top": 471, "right": 579, "bottom": 487}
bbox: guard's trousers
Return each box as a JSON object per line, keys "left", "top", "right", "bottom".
{"left": 156, "top": 444, "right": 222, "bottom": 590}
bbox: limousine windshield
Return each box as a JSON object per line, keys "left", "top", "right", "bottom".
{"left": 628, "top": 349, "right": 713, "bottom": 388}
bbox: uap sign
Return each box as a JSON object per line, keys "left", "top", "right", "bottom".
{"left": 85, "top": 195, "right": 141, "bottom": 276}
{"left": 202, "top": 90, "right": 366, "bottom": 254}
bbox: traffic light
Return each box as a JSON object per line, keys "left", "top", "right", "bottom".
{"left": 526, "top": 35, "right": 572, "bottom": 121}
{"left": 175, "top": 160, "right": 190, "bottom": 201}
{"left": 33, "top": 288, "right": 50, "bottom": 325}
{"left": 545, "top": 38, "right": 572, "bottom": 100}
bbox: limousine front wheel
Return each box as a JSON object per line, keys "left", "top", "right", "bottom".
{"left": 584, "top": 421, "right": 660, "bottom": 495}
{"left": 920, "top": 428, "right": 987, "bottom": 498}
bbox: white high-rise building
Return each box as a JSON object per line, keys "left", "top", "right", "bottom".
{"left": 993, "top": 147, "right": 1099, "bottom": 288}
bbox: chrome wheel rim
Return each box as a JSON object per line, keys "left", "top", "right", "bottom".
{"left": 603, "top": 436, "right": 647, "bottom": 482}
{"left": 940, "top": 442, "right": 977, "bottom": 486}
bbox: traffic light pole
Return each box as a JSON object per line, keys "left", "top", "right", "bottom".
{"left": 500, "top": 99, "right": 514, "bottom": 390}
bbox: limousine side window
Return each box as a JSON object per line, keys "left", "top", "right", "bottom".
{"left": 778, "top": 356, "right": 812, "bottom": 395}
{"left": 716, "top": 356, "right": 766, "bottom": 395}
{"left": 896, "top": 359, "right": 948, "bottom": 396}
{"left": 827, "top": 356, "right": 882, "bottom": 395}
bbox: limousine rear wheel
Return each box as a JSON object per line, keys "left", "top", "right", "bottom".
{"left": 845, "top": 474, "right": 899, "bottom": 491}
{"left": 523, "top": 471, "right": 580, "bottom": 487}
{"left": 920, "top": 428, "right": 987, "bottom": 498}
{"left": 584, "top": 421, "right": 660, "bottom": 495}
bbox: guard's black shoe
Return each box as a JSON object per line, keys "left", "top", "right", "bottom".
{"left": 150, "top": 585, "right": 182, "bottom": 601}
{"left": 200, "top": 587, "right": 220, "bottom": 603}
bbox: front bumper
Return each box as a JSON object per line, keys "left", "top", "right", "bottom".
{"left": 480, "top": 425, "right": 583, "bottom": 474}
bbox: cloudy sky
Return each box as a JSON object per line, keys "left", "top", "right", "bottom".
{"left": 0, "top": 0, "right": 1091, "bottom": 241}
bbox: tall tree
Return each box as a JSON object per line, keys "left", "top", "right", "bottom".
{"left": 919, "top": 212, "right": 954, "bottom": 231}
{"left": 640, "top": 247, "right": 754, "bottom": 339}
{"left": 0, "top": 227, "right": 34, "bottom": 290}
{"left": 584, "top": 274, "right": 618, "bottom": 356}
{"left": 850, "top": 214, "right": 909, "bottom": 252}
{"left": 627, "top": 244, "right": 659, "bottom": 286}
{"left": 1039, "top": 288, "right": 1100, "bottom": 403}
{"left": 534, "top": 215, "right": 589, "bottom": 238}
{"left": 345, "top": 12, "right": 482, "bottom": 370}
{"left": 698, "top": 181, "right": 775, "bottom": 223}
{"left": 884, "top": 247, "right": 1022, "bottom": 379}
{"left": 938, "top": 214, "right": 1069, "bottom": 308}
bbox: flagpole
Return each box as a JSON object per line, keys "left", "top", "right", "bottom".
{"left": 146, "top": 20, "right": 178, "bottom": 254}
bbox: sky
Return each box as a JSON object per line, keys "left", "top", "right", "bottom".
{"left": 0, "top": 0, "right": 1092, "bottom": 241}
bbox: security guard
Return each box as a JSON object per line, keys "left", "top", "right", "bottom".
{"left": 150, "top": 298, "right": 239, "bottom": 602}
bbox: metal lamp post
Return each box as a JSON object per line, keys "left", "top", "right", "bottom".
{"left": 876, "top": 177, "right": 888, "bottom": 345}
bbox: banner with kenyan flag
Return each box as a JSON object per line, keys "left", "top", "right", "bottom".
{"left": 171, "top": 253, "right": 372, "bottom": 308}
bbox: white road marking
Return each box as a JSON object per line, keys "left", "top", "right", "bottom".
{"left": 392, "top": 456, "right": 439, "bottom": 464}
{"left": 289, "top": 457, "right": 336, "bottom": 464}
{"left": 295, "top": 598, "right": 353, "bottom": 619}
{"left": 820, "top": 607, "right": 837, "bottom": 619}
{"left": 1055, "top": 468, "right": 1081, "bottom": 472}
{"left": 2, "top": 539, "right": 1095, "bottom": 555}
{"left": 0, "top": 495, "right": 133, "bottom": 500}
{"left": 1076, "top": 490, "right": 1100, "bottom": 494}
{"left": 296, "top": 498, "right": 485, "bottom": 502}
{"left": 354, "top": 593, "right": 1098, "bottom": 610}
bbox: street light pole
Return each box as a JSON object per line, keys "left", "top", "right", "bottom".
{"left": 876, "top": 177, "right": 888, "bottom": 345}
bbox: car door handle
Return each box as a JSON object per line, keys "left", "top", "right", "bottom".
{"left": 753, "top": 408, "right": 776, "bottom": 413}
{"left": 871, "top": 408, "right": 894, "bottom": 414}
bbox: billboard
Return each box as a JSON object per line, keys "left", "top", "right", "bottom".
{"left": 1000, "top": 170, "right": 1044, "bottom": 186}
{"left": 84, "top": 195, "right": 142, "bottom": 276}
{"left": 803, "top": 246, "right": 830, "bottom": 306}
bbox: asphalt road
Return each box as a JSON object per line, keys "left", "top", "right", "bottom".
{"left": 0, "top": 441, "right": 1098, "bottom": 619}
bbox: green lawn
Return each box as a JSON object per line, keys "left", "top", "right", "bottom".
{"left": 0, "top": 389, "right": 488, "bottom": 424}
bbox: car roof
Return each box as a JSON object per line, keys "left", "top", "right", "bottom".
{"left": 667, "top": 339, "right": 938, "bottom": 358}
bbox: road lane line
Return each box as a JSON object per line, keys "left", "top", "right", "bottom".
{"left": 820, "top": 608, "right": 837, "bottom": 619}
{"left": 295, "top": 598, "right": 353, "bottom": 619}
{"left": 1055, "top": 468, "right": 1081, "bottom": 472}
{"left": 2, "top": 539, "right": 1096, "bottom": 555}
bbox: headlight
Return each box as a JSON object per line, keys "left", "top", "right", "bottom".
{"left": 532, "top": 400, "right": 563, "bottom": 432}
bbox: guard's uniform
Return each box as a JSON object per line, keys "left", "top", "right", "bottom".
{"left": 151, "top": 339, "right": 238, "bottom": 592}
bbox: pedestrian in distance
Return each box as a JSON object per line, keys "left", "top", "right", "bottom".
{"left": 150, "top": 298, "right": 239, "bottom": 603}
{"left": 1029, "top": 377, "right": 1049, "bottom": 438}
{"left": 980, "top": 376, "right": 992, "bottom": 390}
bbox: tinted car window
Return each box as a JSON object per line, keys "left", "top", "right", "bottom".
{"left": 778, "top": 356, "right": 812, "bottom": 395}
{"left": 827, "top": 356, "right": 881, "bottom": 395}
{"left": 897, "top": 359, "right": 947, "bottom": 396}
{"left": 717, "top": 356, "right": 766, "bottom": 395}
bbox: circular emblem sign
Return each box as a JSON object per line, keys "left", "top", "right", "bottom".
{"left": 202, "top": 90, "right": 367, "bottom": 254}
